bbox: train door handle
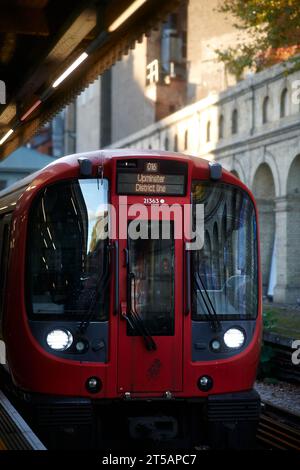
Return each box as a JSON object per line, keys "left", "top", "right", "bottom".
{"left": 121, "top": 301, "right": 127, "bottom": 319}
{"left": 123, "top": 248, "right": 129, "bottom": 267}
{"left": 185, "top": 244, "right": 191, "bottom": 316}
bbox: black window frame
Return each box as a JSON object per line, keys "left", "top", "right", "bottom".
{"left": 127, "top": 220, "right": 175, "bottom": 337}
{"left": 231, "top": 109, "right": 238, "bottom": 134}
{"left": 191, "top": 181, "right": 259, "bottom": 321}
{"left": 280, "top": 88, "right": 288, "bottom": 118}
{"left": 262, "top": 96, "right": 269, "bottom": 124}
{"left": 218, "top": 114, "right": 224, "bottom": 139}
{"left": 26, "top": 178, "right": 111, "bottom": 322}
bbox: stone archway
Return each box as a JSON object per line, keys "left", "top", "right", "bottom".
{"left": 286, "top": 154, "right": 300, "bottom": 303}
{"left": 252, "top": 163, "right": 276, "bottom": 296}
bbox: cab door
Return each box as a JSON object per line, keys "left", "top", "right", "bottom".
{"left": 117, "top": 206, "right": 183, "bottom": 395}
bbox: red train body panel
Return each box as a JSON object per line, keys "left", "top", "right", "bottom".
{"left": 0, "top": 150, "right": 262, "bottom": 448}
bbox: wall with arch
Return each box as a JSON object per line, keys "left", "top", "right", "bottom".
{"left": 252, "top": 163, "right": 276, "bottom": 295}
{"left": 286, "top": 155, "right": 300, "bottom": 300}
{"left": 109, "top": 61, "right": 300, "bottom": 303}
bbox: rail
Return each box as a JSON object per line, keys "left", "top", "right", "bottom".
{"left": 257, "top": 402, "right": 300, "bottom": 450}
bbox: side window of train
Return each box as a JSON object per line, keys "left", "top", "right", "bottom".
{"left": 0, "top": 214, "right": 11, "bottom": 335}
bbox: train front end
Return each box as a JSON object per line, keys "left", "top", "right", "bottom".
{"left": 3, "top": 150, "right": 262, "bottom": 448}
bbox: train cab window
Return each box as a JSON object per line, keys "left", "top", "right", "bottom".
{"left": 128, "top": 221, "right": 175, "bottom": 336}
{"left": 191, "top": 182, "right": 258, "bottom": 320}
{"left": 27, "top": 179, "right": 110, "bottom": 321}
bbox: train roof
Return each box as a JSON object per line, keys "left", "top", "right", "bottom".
{"left": 0, "top": 149, "right": 242, "bottom": 207}
{"left": 0, "top": 149, "right": 211, "bottom": 198}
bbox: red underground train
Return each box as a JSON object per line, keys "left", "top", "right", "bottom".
{"left": 0, "top": 150, "right": 262, "bottom": 448}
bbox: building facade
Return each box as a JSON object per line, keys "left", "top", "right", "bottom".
{"left": 108, "top": 62, "right": 300, "bottom": 304}
{"left": 73, "top": 0, "right": 300, "bottom": 304}
{"left": 75, "top": 0, "right": 240, "bottom": 150}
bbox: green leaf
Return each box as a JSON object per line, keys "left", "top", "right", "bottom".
{"left": 215, "top": 0, "right": 300, "bottom": 79}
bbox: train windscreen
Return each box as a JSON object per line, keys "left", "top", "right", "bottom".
{"left": 191, "top": 182, "right": 258, "bottom": 320}
{"left": 27, "top": 179, "right": 110, "bottom": 320}
{"left": 127, "top": 220, "right": 175, "bottom": 336}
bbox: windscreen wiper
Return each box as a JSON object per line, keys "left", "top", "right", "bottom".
{"left": 127, "top": 272, "right": 157, "bottom": 351}
{"left": 124, "top": 307, "right": 157, "bottom": 351}
{"left": 193, "top": 272, "right": 221, "bottom": 332}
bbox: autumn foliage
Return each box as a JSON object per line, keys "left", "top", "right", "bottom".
{"left": 216, "top": 0, "right": 300, "bottom": 79}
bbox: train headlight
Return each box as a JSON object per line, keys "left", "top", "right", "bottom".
{"left": 46, "top": 329, "right": 73, "bottom": 351}
{"left": 223, "top": 328, "right": 245, "bottom": 349}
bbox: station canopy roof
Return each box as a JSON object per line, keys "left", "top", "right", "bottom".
{"left": 0, "top": 0, "right": 181, "bottom": 160}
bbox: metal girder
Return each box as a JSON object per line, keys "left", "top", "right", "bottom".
{"left": 0, "top": 1, "right": 98, "bottom": 124}
{"left": 0, "top": 0, "right": 183, "bottom": 160}
{"left": 0, "top": 6, "right": 49, "bottom": 36}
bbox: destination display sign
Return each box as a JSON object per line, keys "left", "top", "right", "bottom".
{"left": 116, "top": 160, "right": 187, "bottom": 196}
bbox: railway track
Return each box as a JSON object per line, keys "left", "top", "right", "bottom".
{"left": 257, "top": 402, "right": 300, "bottom": 450}
{"left": 263, "top": 332, "right": 300, "bottom": 384}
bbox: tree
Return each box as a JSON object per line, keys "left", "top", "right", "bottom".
{"left": 215, "top": 0, "right": 300, "bottom": 80}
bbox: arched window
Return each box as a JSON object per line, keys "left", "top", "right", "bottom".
{"left": 262, "top": 96, "right": 269, "bottom": 124}
{"left": 206, "top": 121, "right": 211, "bottom": 142}
{"left": 174, "top": 134, "right": 178, "bottom": 152}
{"left": 184, "top": 129, "right": 188, "bottom": 150}
{"left": 280, "top": 88, "right": 288, "bottom": 118}
{"left": 218, "top": 114, "right": 224, "bottom": 139}
{"left": 231, "top": 109, "right": 238, "bottom": 134}
{"left": 164, "top": 136, "right": 169, "bottom": 150}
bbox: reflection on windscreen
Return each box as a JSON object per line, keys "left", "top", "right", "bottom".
{"left": 28, "top": 179, "right": 110, "bottom": 320}
{"left": 191, "top": 182, "right": 258, "bottom": 320}
{"left": 128, "top": 221, "right": 174, "bottom": 336}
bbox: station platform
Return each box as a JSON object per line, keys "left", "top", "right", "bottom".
{"left": 0, "top": 390, "right": 46, "bottom": 450}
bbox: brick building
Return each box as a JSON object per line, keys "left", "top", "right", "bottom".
{"left": 75, "top": 0, "right": 240, "bottom": 150}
